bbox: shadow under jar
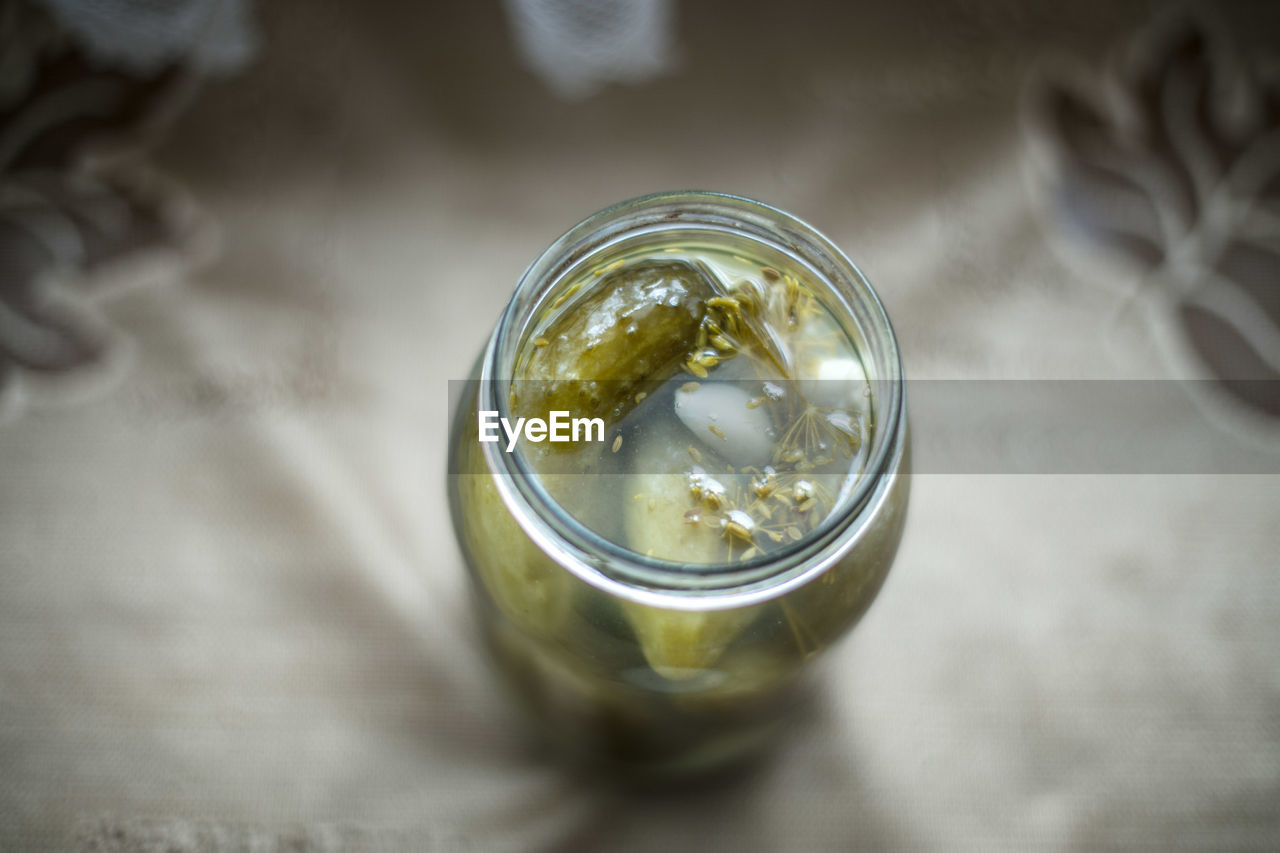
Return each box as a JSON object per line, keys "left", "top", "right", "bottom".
{"left": 448, "top": 191, "right": 909, "bottom": 781}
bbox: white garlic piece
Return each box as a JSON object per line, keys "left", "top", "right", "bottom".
{"left": 674, "top": 380, "right": 776, "bottom": 469}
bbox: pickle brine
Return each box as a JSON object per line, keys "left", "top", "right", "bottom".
{"left": 499, "top": 246, "right": 877, "bottom": 688}
{"left": 514, "top": 246, "right": 873, "bottom": 567}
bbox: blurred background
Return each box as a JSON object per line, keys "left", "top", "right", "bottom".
{"left": 2, "top": 0, "right": 1279, "bottom": 849}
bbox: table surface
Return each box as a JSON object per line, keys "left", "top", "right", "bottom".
{"left": 3, "top": 1, "right": 1279, "bottom": 849}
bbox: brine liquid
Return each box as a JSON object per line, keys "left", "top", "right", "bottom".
{"left": 515, "top": 244, "right": 874, "bottom": 566}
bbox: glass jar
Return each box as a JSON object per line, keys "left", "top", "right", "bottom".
{"left": 448, "top": 191, "right": 909, "bottom": 779}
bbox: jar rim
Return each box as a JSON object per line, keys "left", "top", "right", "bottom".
{"left": 479, "top": 190, "right": 905, "bottom": 602}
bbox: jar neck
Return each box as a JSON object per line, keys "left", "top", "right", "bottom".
{"left": 479, "top": 191, "right": 904, "bottom": 602}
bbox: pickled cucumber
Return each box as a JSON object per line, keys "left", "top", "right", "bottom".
{"left": 622, "top": 419, "right": 762, "bottom": 680}
{"left": 624, "top": 419, "right": 726, "bottom": 564}
{"left": 517, "top": 260, "right": 715, "bottom": 427}
{"left": 457, "top": 431, "right": 576, "bottom": 640}
{"left": 619, "top": 599, "right": 762, "bottom": 682}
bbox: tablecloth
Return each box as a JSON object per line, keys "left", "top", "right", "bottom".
{"left": 3, "top": 1, "right": 1279, "bottom": 849}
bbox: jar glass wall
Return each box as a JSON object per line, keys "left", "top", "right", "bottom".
{"left": 447, "top": 191, "right": 909, "bottom": 779}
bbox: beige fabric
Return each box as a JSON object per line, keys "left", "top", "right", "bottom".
{"left": 3, "top": 1, "right": 1279, "bottom": 849}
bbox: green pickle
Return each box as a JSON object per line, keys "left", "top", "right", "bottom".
{"left": 450, "top": 195, "right": 908, "bottom": 778}
{"left": 515, "top": 259, "right": 714, "bottom": 427}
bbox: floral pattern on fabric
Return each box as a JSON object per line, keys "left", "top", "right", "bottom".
{"left": 1026, "top": 11, "right": 1280, "bottom": 434}
{"left": 0, "top": 1, "right": 218, "bottom": 423}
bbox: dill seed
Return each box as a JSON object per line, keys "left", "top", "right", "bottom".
{"left": 680, "top": 381, "right": 701, "bottom": 393}
{"left": 761, "top": 266, "right": 781, "bottom": 282}
{"left": 532, "top": 336, "right": 549, "bottom": 348}
{"left": 708, "top": 424, "right": 726, "bottom": 439}
{"left": 612, "top": 435, "right": 623, "bottom": 453}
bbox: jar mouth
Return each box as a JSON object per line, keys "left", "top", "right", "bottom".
{"left": 480, "top": 191, "right": 904, "bottom": 596}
